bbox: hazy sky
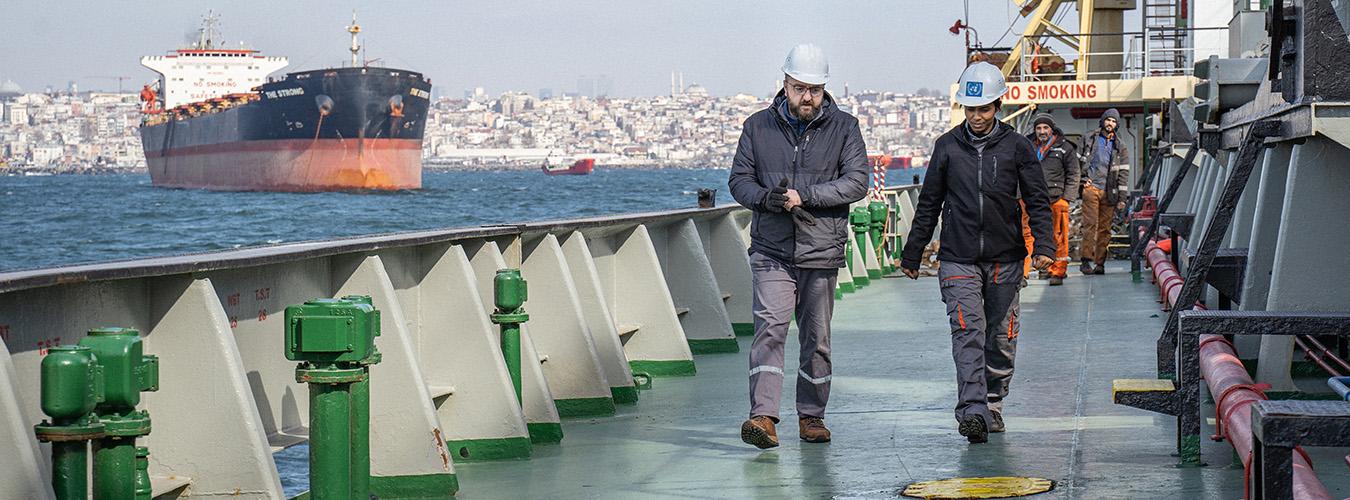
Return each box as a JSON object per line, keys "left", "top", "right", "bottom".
{"left": 2, "top": 1, "right": 1091, "bottom": 97}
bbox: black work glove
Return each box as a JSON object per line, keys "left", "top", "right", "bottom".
{"left": 765, "top": 186, "right": 788, "bottom": 213}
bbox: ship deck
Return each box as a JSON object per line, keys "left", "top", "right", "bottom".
{"left": 443, "top": 262, "right": 1350, "bottom": 499}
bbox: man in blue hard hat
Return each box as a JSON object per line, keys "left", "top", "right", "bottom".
{"left": 900, "top": 61, "right": 1055, "bottom": 444}
{"left": 728, "top": 43, "right": 869, "bottom": 449}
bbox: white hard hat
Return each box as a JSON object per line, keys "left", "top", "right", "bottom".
{"left": 781, "top": 44, "right": 829, "bottom": 85}
{"left": 953, "top": 62, "right": 1008, "bottom": 107}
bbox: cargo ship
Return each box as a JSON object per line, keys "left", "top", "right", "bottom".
{"left": 138, "top": 13, "right": 431, "bottom": 191}
{"left": 542, "top": 158, "right": 594, "bottom": 176}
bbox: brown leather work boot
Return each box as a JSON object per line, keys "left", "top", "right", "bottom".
{"left": 741, "top": 416, "right": 779, "bottom": 449}
{"left": 799, "top": 416, "right": 831, "bottom": 443}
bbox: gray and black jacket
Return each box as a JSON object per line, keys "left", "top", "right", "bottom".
{"left": 901, "top": 121, "right": 1055, "bottom": 269}
{"left": 1026, "top": 130, "right": 1080, "bottom": 202}
{"left": 728, "top": 90, "right": 869, "bottom": 269}
{"left": 1080, "top": 128, "right": 1130, "bottom": 204}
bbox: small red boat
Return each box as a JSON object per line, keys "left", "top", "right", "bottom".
{"left": 542, "top": 158, "right": 594, "bottom": 176}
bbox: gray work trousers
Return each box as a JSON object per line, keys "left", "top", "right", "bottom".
{"left": 748, "top": 252, "right": 837, "bottom": 421}
{"left": 937, "top": 261, "right": 1021, "bottom": 427}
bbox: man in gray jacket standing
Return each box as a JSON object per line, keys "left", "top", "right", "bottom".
{"left": 1078, "top": 108, "right": 1130, "bottom": 275}
{"left": 728, "top": 43, "right": 868, "bottom": 449}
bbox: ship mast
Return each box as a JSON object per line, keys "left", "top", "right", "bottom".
{"left": 197, "top": 10, "right": 222, "bottom": 50}
{"left": 347, "top": 11, "right": 362, "bottom": 67}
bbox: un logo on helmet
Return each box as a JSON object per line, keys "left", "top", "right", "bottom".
{"left": 965, "top": 82, "right": 983, "bottom": 97}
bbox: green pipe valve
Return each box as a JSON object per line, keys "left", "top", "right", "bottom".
{"left": 868, "top": 202, "right": 890, "bottom": 273}
{"left": 490, "top": 269, "right": 529, "bottom": 406}
{"left": 286, "top": 296, "right": 381, "bottom": 500}
{"left": 78, "top": 327, "right": 158, "bottom": 500}
{"left": 35, "top": 344, "right": 105, "bottom": 500}
{"left": 850, "top": 208, "right": 872, "bottom": 287}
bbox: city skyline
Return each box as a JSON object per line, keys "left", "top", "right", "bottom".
{"left": 1, "top": 1, "right": 1049, "bottom": 98}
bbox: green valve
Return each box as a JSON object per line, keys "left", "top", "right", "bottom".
{"left": 286, "top": 296, "right": 382, "bottom": 500}
{"left": 285, "top": 298, "right": 380, "bottom": 365}
{"left": 77, "top": 328, "right": 158, "bottom": 500}
{"left": 79, "top": 328, "right": 157, "bottom": 414}
{"left": 868, "top": 202, "right": 889, "bottom": 272}
{"left": 35, "top": 344, "right": 105, "bottom": 500}
{"left": 490, "top": 269, "right": 529, "bottom": 407}
{"left": 851, "top": 208, "right": 872, "bottom": 288}
{"left": 39, "top": 345, "right": 102, "bottom": 425}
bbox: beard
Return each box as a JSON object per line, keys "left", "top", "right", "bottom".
{"left": 1037, "top": 132, "right": 1052, "bottom": 142}
{"left": 791, "top": 102, "right": 820, "bottom": 122}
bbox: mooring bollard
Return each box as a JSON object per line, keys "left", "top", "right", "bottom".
{"left": 868, "top": 201, "right": 889, "bottom": 273}
{"left": 850, "top": 207, "right": 871, "bottom": 287}
{"left": 79, "top": 328, "right": 158, "bottom": 500}
{"left": 35, "top": 344, "right": 104, "bottom": 500}
{"left": 491, "top": 269, "right": 529, "bottom": 406}
{"left": 286, "top": 297, "right": 381, "bottom": 500}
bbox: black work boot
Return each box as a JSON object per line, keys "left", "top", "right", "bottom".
{"left": 959, "top": 415, "right": 988, "bottom": 443}
{"left": 1092, "top": 264, "right": 1106, "bottom": 275}
{"left": 1079, "top": 259, "right": 1094, "bottom": 275}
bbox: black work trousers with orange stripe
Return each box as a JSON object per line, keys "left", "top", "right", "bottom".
{"left": 937, "top": 261, "right": 1021, "bottom": 428}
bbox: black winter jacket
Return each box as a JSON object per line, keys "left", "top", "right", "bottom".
{"left": 1027, "top": 131, "right": 1080, "bottom": 202}
{"left": 728, "top": 91, "right": 869, "bottom": 269}
{"left": 901, "top": 121, "right": 1055, "bottom": 268}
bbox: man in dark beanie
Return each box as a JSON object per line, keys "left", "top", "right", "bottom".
{"left": 1078, "top": 108, "right": 1129, "bottom": 275}
{"left": 1023, "top": 113, "right": 1079, "bottom": 285}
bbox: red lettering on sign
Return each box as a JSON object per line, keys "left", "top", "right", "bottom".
{"left": 227, "top": 292, "right": 241, "bottom": 307}
{"left": 0, "top": 325, "right": 9, "bottom": 342}
{"left": 37, "top": 336, "right": 61, "bottom": 356}
{"left": 255, "top": 288, "right": 271, "bottom": 301}
{"left": 229, "top": 316, "right": 238, "bottom": 329}
{"left": 1011, "top": 82, "right": 1102, "bottom": 102}
{"left": 258, "top": 308, "right": 268, "bottom": 322}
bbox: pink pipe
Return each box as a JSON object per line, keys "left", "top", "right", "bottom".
{"left": 1145, "top": 239, "right": 1333, "bottom": 499}
{"left": 1201, "top": 337, "right": 1331, "bottom": 500}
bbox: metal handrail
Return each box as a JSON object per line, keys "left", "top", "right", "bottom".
{"left": 0, "top": 205, "right": 744, "bottom": 294}
{"left": 998, "top": 26, "right": 1230, "bottom": 82}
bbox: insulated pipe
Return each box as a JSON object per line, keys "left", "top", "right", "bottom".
{"left": 1145, "top": 239, "right": 1333, "bottom": 499}
{"left": 1146, "top": 241, "right": 1185, "bottom": 310}
{"left": 1199, "top": 336, "right": 1331, "bottom": 500}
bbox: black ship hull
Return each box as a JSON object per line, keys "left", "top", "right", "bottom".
{"left": 139, "top": 67, "right": 432, "bottom": 191}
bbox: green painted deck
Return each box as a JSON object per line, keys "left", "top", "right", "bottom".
{"left": 451, "top": 263, "right": 1350, "bottom": 499}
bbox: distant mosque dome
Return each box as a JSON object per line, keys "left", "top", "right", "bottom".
{"left": 684, "top": 83, "right": 709, "bottom": 98}
{"left": 0, "top": 79, "right": 21, "bottom": 99}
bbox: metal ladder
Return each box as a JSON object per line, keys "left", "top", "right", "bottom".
{"left": 1143, "top": 0, "right": 1189, "bottom": 75}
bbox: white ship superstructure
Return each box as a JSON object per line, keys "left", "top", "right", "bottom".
{"left": 139, "top": 13, "right": 287, "bottom": 109}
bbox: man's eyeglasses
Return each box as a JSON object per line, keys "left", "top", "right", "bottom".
{"left": 790, "top": 85, "right": 825, "bottom": 97}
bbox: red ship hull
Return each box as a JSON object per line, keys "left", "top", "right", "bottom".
{"left": 542, "top": 158, "right": 594, "bottom": 176}
{"left": 144, "top": 138, "right": 422, "bottom": 191}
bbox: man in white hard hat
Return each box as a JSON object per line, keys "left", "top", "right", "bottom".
{"left": 728, "top": 43, "right": 869, "bottom": 449}
{"left": 900, "top": 62, "right": 1055, "bottom": 443}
